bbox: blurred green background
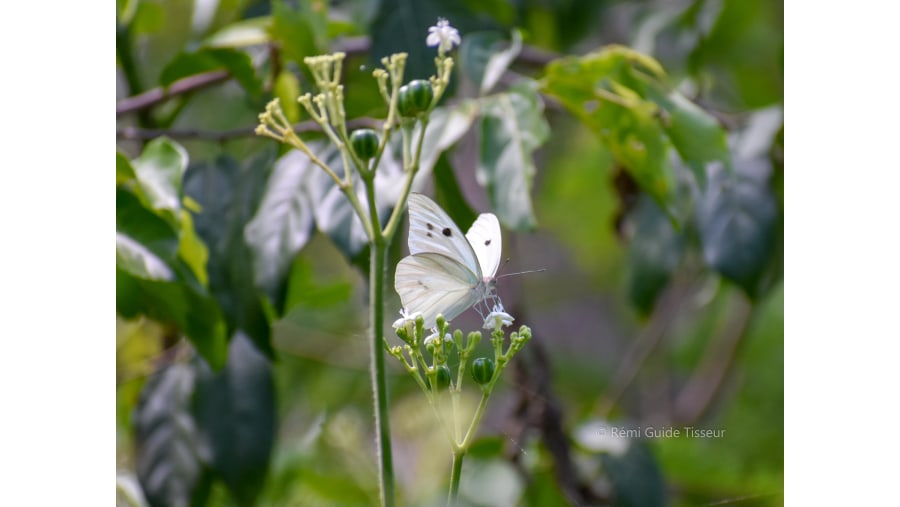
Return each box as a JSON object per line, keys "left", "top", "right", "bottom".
{"left": 117, "top": 0, "right": 783, "bottom": 506}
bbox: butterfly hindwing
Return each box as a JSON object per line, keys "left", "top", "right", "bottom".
{"left": 465, "top": 213, "right": 502, "bottom": 280}
{"left": 395, "top": 253, "right": 481, "bottom": 328}
{"left": 407, "top": 193, "right": 483, "bottom": 279}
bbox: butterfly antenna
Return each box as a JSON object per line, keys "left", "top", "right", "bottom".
{"left": 496, "top": 268, "right": 547, "bottom": 279}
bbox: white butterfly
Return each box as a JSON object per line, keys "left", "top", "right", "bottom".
{"left": 394, "top": 193, "right": 503, "bottom": 329}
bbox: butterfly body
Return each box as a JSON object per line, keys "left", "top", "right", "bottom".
{"left": 395, "top": 193, "right": 502, "bottom": 329}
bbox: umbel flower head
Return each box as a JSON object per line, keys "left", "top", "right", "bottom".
{"left": 483, "top": 304, "right": 514, "bottom": 330}
{"left": 426, "top": 18, "right": 461, "bottom": 55}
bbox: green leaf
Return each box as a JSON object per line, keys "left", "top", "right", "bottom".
{"left": 184, "top": 152, "right": 277, "bottom": 357}
{"left": 159, "top": 48, "right": 261, "bottom": 97}
{"left": 626, "top": 196, "right": 685, "bottom": 314}
{"left": 117, "top": 267, "right": 229, "bottom": 370}
{"left": 203, "top": 16, "right": 272, "bottom": 48}
{"left": 178, "top": 210, "right": 210, "bottom": 286}
{"left": 269, "top": 0, "right": 328, "bottom": 65}
{"left": 541, "top": 47, "right": 679, "bottom": 216}
{"left": 650, "top": 90, "right": 730, "bottom": 187}
{"left": 273, "top": 70, "right": 301, "bottom": 124}
{"left": 601, "top": 441, "right": 667, "bottom": 507}
{"left": 117, "top": 187, "right": 180, "bottom": 262}
{"left": 117, "top": 232, "right": 174, "bottom": 281}
{"left": 415, "top": 102, "right": 478, "bottom": 180}
{"left": 696, "top": 167, "right": 777, "bottom": 298}
{"left": 689, "top": 0, "right": 783, "bottom": 109}
{"left": 194, "top": 332, "right": 276, "bottom": 507}
{"left": 134, "top": 363, "right": 203, "bottom": 507}
{"left": 477, "top": 80, "right": 549, "bottom": 230}
{"left": 117, "top": 150, "right": 136, "bottom": 185}
{"left": 132, "top": 137, "right": 189, "bottom": 226}
{"left": 460, "top": 30, "right": 523, "bottom": 95}
{"left": 244, "top": 150, "right": 316, "bottom": 303}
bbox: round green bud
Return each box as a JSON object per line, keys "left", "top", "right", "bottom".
{"left": 430, "top": 365, "right": 452, "bottom": 390}
{"left": 350, "top": 129, "right": 379, "bottom": 160}
{"left": 471, "top": 357, "right": 495, "bottom": 385}
{"left": 397, "top": 79, "right": 434, "bottom": 117}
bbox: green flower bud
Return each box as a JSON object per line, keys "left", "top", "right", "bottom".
{"left": 428, "top": 365, "right": 452, "bottom": 390}
{"left": 350, "top": 128, "right": 379, "bottom": 160}
{"left": 397, "top": 79, "right": 434, "bottom": 117}
{"left": 471, "top": 357, "right": 495, "bottom": 385}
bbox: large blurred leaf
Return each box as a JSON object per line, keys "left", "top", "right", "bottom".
{"left": 131, "top": 137, "right": 189, "bottom": 226}
{"left": 269, "top": 0, "right": 328, "bottom": 65}
{"left": 258, "top": 142, "right": 404, "bottom": 261}
{"left": 134, "top": 363, "right": 203, "bottom": 507}
{"left": 542, "top": 46, "right": 728, "bottom": 215}
{"left": 118, "top": 145, "right": 226, "bottom": 369}
{"left": 194, "top": 332, "right": 276, "bottom": 507}
{"left": 649, "top": 90, "right": 730, "bottom": 188}
{"left": 542, "top": 48, "right": 676, "bottom": 214}
{"left": 459, "top": 30, "right": 523, "bottom": 95}
{"left": 626, "top": 195, "right": 685, "bottom": 314}
{"left": 689, "top": 0, "right": 783, "bottom": 109}
{"left": 117, "top": 267, "right": 228, "bottom": 369}
{"left": 117, "top": 150, "right": 137, "bottom": 185}
{"left": 185, "top": 151, "right": 277, "bottom": 357}
{"left": 601, "top": 441, "right": 667, "bottom": 507}
{"left": 413, "top": 102, "right": 478, "bottom": 185}
{"left": 177, "top": 209, "right": 210, "bottom": 286}
{"left": 696, "top": 166, "right": 777, "bottom": 299}
{"left": 117, "top": 232, "right": 174, "bottom": 281}
{"left": 159, "top": 48, "right": 261, "bottom": 97}
{"left": 244, "top": 150, "right": 316, "bottom": 304}
{"left": 477, "top": 80, "right": 549, "bottom": 230}
{"left": 204, "top": 16, "right": 272, "bottom": 48}
{"left": 117, "top": 187, "right": 179, "bottom": 262}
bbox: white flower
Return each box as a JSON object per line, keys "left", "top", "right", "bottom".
{"left": 426, "top": 18, "right": 461, "bottom": 54}
{"left": 483, "top": 305, "right": 514, "bottom": 330}
{"left": 424, "top": 330, "right": 452, "bottom": 348}
{"left": 392, "top": 308, "right": 422, "bottom": 330}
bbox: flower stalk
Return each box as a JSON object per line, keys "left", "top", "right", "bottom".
{"left": 256, "top": 18, "right": 466, "bottom": 507}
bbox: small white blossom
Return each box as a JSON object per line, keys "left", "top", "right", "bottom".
{"left": 423, "top": 330, "right": 452, "bottom": 348}
{"left": 426, "top": 18, "right": 461, "bottom": 54}
{"left": 483, "top": 305, "right": 514, "bottom": 330}
{"left": 392, "top": 308, "right": 422, "bottom": 330}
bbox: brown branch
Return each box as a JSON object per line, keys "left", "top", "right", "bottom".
{"left": 510, "top": 336, "right": 610, "bottom": 506}
{"left": 116, "top": 70, "right": 230, "bottom": 117}
{"left": 115, "top": 36, "right": 560, "bottom": 118}
{"left": 673, "top": 293, "right": 755, "bottom": 424}
{"left": 116, "top": 117, "right": 382, "bottom": 142}
{"left": 596, "top": 274, "right": 697, "bottom": 418}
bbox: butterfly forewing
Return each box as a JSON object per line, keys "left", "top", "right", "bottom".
{"left": 465, "top": 213, "right": 502, "bottom": 280}
{"left": 395, "top": 253, "right": 482, "bottom": 328}
{"left": 407, "top": 193, "right": 483, "bottom": 279}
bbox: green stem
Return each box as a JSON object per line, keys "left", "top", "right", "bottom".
{"left": 369, "top": 236, "right": 395, "bottom": 507}
{"left": 448, "top": 450, "right": 464, "bottom": 507}
{"left": 461, "top": 391, "right": 491, "bottom": 449}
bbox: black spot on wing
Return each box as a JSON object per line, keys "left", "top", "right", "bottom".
{"left": 426, "top": 232, "right": 433, "bottom": 237}
{"left": 442, "top": 227, "right": 452, "bottom": 236}
{"left": 426, "top": 223, "right": 434, "bottom": 230}
{"left": 484, "top": 239, "right": 491, "bottom": 246}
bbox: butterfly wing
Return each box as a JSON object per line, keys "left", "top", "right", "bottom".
{"left": 465, "top": 213, "right": 502, "bottom": 279}
{"left": 407, "top": 193, "right": 482, "bottom": 278}
{"left": 395, "top": 253, "right": 482, "bottom": 329}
